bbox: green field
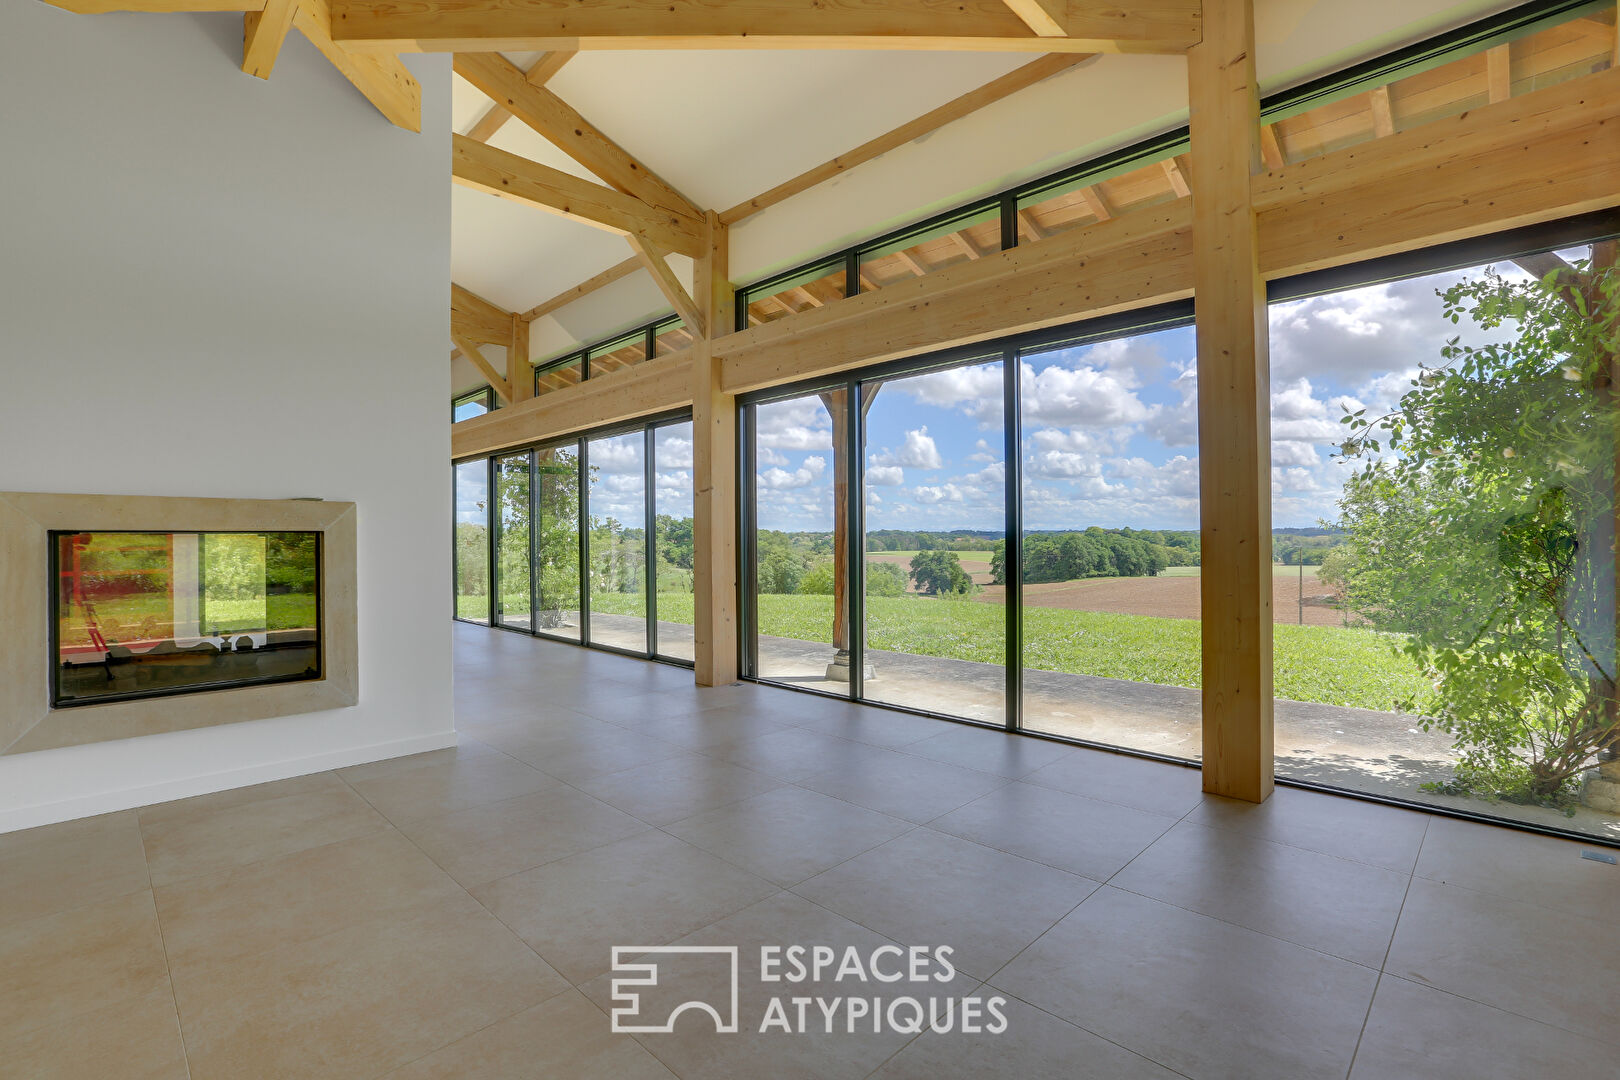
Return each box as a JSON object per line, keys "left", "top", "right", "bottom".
{"left": 569, "top": 590, "right": 1425, "bottom": 712}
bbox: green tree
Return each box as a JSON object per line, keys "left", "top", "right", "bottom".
{"left": 1338, "top": 247, "right": 1619, "bottom": 805}
{"left": 909, "top": 549, "right": 971, "bottom": 596}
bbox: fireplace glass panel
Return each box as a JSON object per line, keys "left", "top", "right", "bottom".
{"left": 53, "top": 531, "right": 322, "bottom": 706}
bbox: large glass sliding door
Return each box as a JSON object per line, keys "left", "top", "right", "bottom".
{"left": 747, "top": 390, "right": 851, "bottom": 697}
{"left": 492, "top": 452, "right": 532, "bottom": 631}
{"left": 1018, "top": 325, "right": 1201, "bottom": 758}
{"left": 653, "top": 421, "right": 696, "bottom": 662}
{"left": 453, "top": 459, "right": 490, "bottom": 624}
{"left": 860, "top": 358, "right": 1008, "bottom": 724}
{"left": 586, "top": 430, "right": 648, "bottom": 654}
{"left": 535, "top": 443, "right": 582, "bottom": 642}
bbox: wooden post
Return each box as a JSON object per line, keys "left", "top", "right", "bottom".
{"left": 692, "top": 211, "right": 739, "bottom": 685}
{"left": 509, "top": 314, "right": 533, "bottom": 403}
{"left": 1190, "top": 0, "right": 1274, "bottom": 802}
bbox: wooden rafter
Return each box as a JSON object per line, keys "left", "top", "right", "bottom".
{"left": 451, "top": 282, "right": 511, "bottom": 344}
{"left": 1160, "top": 155, "right": 1191, "bottom": 198}
{"left": 1078, "top": 184, "right": 1113, "bottom": 221}
{"left": 1002, "top": 0, "right": 1067, "bottom": 37}
{"left": 452, "top": 135, "right": 704, "bottom": 258}
{"left": 521, "top": 256, "right": 640, "bottom": 321}
{"left": 894, "top": 249, "right": 931, "bottom": 277}
{"left": 1015, "top": 208, "right": 1047, "bottom": 242}
{"left": 950, "top": 232, "right": 983, "bottom": 260}
{"left": 1486, "top": 44, "right": 1512, "bottom": 103}
{"left": 791, "top": 286, "right": 826, "bottom": 308}
{"left": 242, "top": 0, "right": 299, "bottom": 78}
{"left": 719, "top": 53, "right": 1089, "bottom": 225}
{"left": 49, "top": 0, "right": 422, "bottom": 130}
{"left": 463, "top": 51, "right": 575, "bottom": 143}
{"left": 626, "top": 235, "right": 706, "bottom": 336}
{"left": 1368, "top": 86, "right": 1395, "bottom": 138}
{"left": 1258, "top": 124, "right": 1286, "bottom": 170}
{"left": 453, "top": 336, "right": 512, "bottom": 402}
{"left": 328, "top": 0, "right": 1202, "bottom": 54}
{"left": 453, "top": 52, "right": 700, "bottom": 222}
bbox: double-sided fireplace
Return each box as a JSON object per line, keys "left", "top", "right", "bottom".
{"left": 51, "top": 530, "right": 323, "bottom": 707}
{"left": 0, "top": 492, "right": 358, "bottom": 756}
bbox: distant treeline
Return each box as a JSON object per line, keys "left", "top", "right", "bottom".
{"left": 989, "top": 528, "right": 1200, "bottom": 584}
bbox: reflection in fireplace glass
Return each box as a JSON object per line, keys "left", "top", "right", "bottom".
{"left": 52, "top": 531, "right": 322, "bottom": 706}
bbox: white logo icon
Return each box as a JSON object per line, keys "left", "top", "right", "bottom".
{"left": 610, "top": 946, "right": 740, "bottom": 1034}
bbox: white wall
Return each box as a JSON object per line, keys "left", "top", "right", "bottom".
{"left": 0, "top": 6, "right": 454, "bottom": 832}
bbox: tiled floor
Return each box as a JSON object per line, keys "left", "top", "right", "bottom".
{"left": 2, "top": 623, "right": 1617, "bottom": 1079}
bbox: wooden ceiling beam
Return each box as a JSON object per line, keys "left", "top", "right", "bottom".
{"left": 1002, "top": 0, "right": 1067, "bottom": 37}
{"left": 720, "top": 53, "right": 1089, "bottom": 225}
{"left": 521, "top": 256, "right": 640, "bottom": 321}
{"left": 1368, "top": 86, "right": 1395, "bottom": 138}
{"left": 453, "top": 52, "right": 699, "bottom": 221}
{"left": 707, "top": 66, "right": 1620, "bottom": 398}
{"left": 1161, "top": 155, "right": 1191, "bottom": 197}
{"left": 1486, "top": 44, "right": 1512, "bottom": 103}
{"left": 452, "top": 336, "right": 512, "bottom": 403}
{"left": 626, "top": 235, "right": 706, "bottom": 336}
{"left": 451, "top": 282, "right": 511, "bottom": 344}
{"left": 44, "top": 1, "right": 265, "bottom": 10}
{"left": 293, "top": 0, "right": 420, "bottom": 130}
{"left": 1077, "top": 184, "right": 1113, "bottom": 221}
{"left": 452, "top": 134, "right": 705, "bottom": 258}
{"left": 462, "top": 51, "right": 575, "bottom": 143}
{"left": 1258, "top": 124, "right": 1286, "bottom": 170}
{"left": 242, "top": 0, "right": 299, "bottom": 78}
{"left": 329, "top": 0, "right": 1200, "bottom": 53}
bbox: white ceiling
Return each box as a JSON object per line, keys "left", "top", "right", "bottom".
{"left": 450, "top": 0, "right": 1520, "bottom": 392}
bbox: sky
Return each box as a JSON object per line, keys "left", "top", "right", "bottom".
{"left": 753, "top": 257, "right": 1543, "bottom": 534}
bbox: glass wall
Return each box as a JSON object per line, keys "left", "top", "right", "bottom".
{"left": 453, "top": 459, "right": 490, "bottom": 624}
{"left": 535, "top": 443, "right": 582, "bottom": 642}
{"left": 587, "top": 431, "right": 648, "bottom": 653}
{"left": 749, "top": 390, "right": 851, "bottom": 696}
{"left": 861, "top": 359, "right": 1008, "bottom": 724}
{"left": 493, "top": 453, "right": 531, "bottom": 631}
{"left": 1268, "top": 240, "right": 1620, "bottom": 841}
{"left": 1019, "top": 326, "right": 1201, "bottom": 758}
{"left": 653, "top": 421, "right": 696, "bottom": 662}
{"left": 453, "top": 388, "right": 494, "bottom": 423}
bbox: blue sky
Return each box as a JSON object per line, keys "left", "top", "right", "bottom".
{"left": 753, "top": 257, "right": 1544, "bottom": 534}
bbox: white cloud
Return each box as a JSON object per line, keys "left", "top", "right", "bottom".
{"left": 756, "top": 398, "right": 833, "bottom": 450}
{"left": 655, "top": 433, "right": 693, "bottom": 469}
{"left": 589, "top": 437, "right": 642, "bottom": 473}
{"left": 759, "top": 455, "right": 827, "bottom": 490}
{"left": 912, "top": 484, "right": 964, "bottom": 505}
{"left": 871, "top": 427, "right": 943, "bottom": 469}
{"left": 757, "top": 446, "right": 790, "bottom": 467}
{"left": 866, "top": 465, "right": 905, "bottom": 486}
{"left": 1021, "top": 361, "right": 1153, "bottom": 429}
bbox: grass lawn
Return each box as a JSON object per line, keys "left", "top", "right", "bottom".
{"left": 583, "top": 591, "right": 1424, "bottom": 712}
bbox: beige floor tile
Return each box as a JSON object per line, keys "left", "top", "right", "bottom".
{"left": 383, "top": 989, "right": 674, "bottom": 1079}
{"left": 579, "top": 893, "right": 934, "bottom": 1080}
{"left": 575, "top": 754, "right": 783, "bottom": 825}
{"left": 705, "top": 725, "right": 873, "bottom": 782}
{"left": 929, "top": 781, "right": 1178, "bottom": 881}
{"left": 140, "top": 783, "right": 389, "bottom": 887}
{"left": 570, "top": 689, "right": 724, "bottom": 727}
{"left": 471, "top": 831, "right": 778, "bottom": 984}
{"left": 339, "top": 748, "right": 559, "bottom": 826}
{"left": 992, "top": 886, "right": 1378, "bottom": 1080}
{"left": 0, "top": 889, "right": 170, "bottom": 1043}
{"left": 900, "top": 726, "right": 1077, "bottom": 779}
{"left": 399, "top": 786, "right": 650, "bottom": 888}
{"left": 1188, "top": 784, "right": 1430, "bottom": 872}
{"left": 0, "top": 809, "right": 150, "bottom": 928}
{"left": 1385, "top": 875, "right": 1620, "bottom": 1044}
{"left": 1350, "top": 974, "right": 1618, "bottom": 1080}
{"left": 627, "top": 705, "right": 794, "bottom": 751}
{"left": 1022, "top": 751, "right": 1204, "bottom": 817}
{"left": 1110, "top": 820, "right": 1410, "bottom": 966}
{"left": 797, "top": 746, "right": 1008, "bottom": 824}
{"left": 155, "top": 829, "right": 477, "bottom": 971}
{"left": 795, "top": 828, "right": 1098, "bottom": 979}
{"left": 790, "top": 704, "right": 952, "bottom": 748}
{"left": 665, "top": 786, "right": 914, "bottom": 886}
{"left": 0, "top": 987, "right": 188, "bottom": 1080}
{"left": 1414, "top": 814, "right": 1620, "bottom": 918}
{"left": 871, "top": 994, "right": 1180, "bottom": 1080}
{"left": 173, "top": 900, "right": 567, "bottom": 1080}
{"left": 498, "top": 723, "right": 693, "bottom": 784}
{"left": 137, "top": 770, "right": 346, "bottom": 827}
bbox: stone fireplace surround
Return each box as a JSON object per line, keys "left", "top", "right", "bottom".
{"left": 0, "top": 492, "right": 358, "bottom": 755}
